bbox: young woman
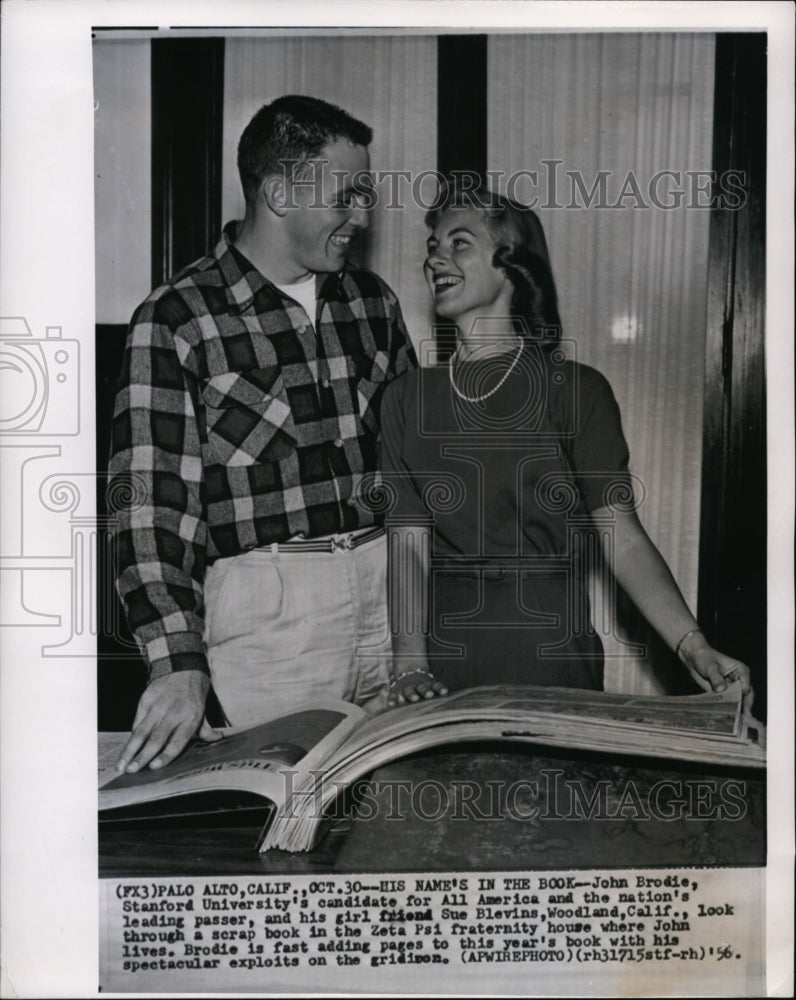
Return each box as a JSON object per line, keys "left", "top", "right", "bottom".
{"left": 379, "top": 184, "right": 752, "bottom": 710}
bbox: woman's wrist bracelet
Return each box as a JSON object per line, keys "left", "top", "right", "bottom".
{"left": 675, "top": 627, "right": 703, "bottom": 661}
{"left": 389, "top": 668, "right": 436, "bottom": 690}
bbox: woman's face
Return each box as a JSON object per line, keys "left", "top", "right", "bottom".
{"left": 424, "top": 205, "right": 514, "bottom": 327}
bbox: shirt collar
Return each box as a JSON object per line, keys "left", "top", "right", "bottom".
{"left": 214, "top": 221, "right": 347, "bottom": 313}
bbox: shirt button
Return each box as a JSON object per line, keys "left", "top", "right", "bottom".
{"left": 333, "top": 438, "right": 344, "bottom": 448}
{"left": 297, "top": 324, "right": 309, "bottom": 335}
{"left": 321, "top": 377, "right": 331, "bottom": 389}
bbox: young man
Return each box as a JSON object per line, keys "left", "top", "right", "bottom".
{"left": 109, "top": 95, "right": 415, "bottom": 773}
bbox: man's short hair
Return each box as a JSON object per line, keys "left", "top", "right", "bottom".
{"left": 237, "top": 94, "right": 373, "bottom": 204}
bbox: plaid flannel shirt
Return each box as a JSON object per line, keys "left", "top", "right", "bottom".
{"left": 108, "top": 225, "right": 416, "bottom": 678}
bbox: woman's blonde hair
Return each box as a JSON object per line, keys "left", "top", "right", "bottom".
{"left": 425, "top": 181, "right": 562, "bottom": 345}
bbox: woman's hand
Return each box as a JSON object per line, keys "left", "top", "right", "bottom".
{"left": 388, "top": 666, "right": 449, "bottom": 706}
{"left": 597, "top": 511, "right": 756, "bottom": 718}
{"left": 680, "top": 633, "right": 754, "bottom": 716}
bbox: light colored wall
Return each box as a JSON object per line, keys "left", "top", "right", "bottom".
{"left": 488, "top": 33, "right": 716, "bottom": 693}
{"left": 93, "top": 39, "right": 151, "bottom": 325}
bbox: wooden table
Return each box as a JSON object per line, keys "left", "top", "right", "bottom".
{"left": 99, "top": 742, "right": 765, "bottom": 877}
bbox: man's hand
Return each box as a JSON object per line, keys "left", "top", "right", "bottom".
{"left": 116, "top": 671, "right": 219, "bottom": 773}
{"left": 681, "top": 636, "right": 755, "bottom": 717}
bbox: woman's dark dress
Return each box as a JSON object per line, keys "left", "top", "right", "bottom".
{"left": 379, "top": 345, "right": 632, "bottom": 691}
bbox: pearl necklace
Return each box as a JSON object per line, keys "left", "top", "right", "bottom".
{"left": 449, "top": 340, "right": 524, "bottom": 403}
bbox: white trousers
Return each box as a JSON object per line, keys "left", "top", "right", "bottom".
{"left": 203, "top": 534, "right": 391, "bottom": 726}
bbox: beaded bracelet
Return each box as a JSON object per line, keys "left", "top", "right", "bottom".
{"left": 389, "top": 668, "right": 437, "bottom": 690}
{"left": 675, "top": 627, "right": 703, "bottom": 661}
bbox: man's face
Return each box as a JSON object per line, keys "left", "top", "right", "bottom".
{"left": 281, "top": 138, "right": 372, "bottom": 277}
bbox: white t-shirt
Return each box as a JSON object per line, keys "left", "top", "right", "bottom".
{"left": 274, "top": 275, "right": 317, "bottom": 327}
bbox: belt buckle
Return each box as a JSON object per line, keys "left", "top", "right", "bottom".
{"left": 330, "top": 534, "right": 354, "bottom": 552}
